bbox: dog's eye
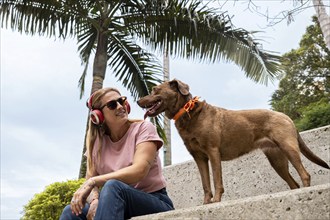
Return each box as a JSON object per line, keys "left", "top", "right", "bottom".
{"left": 152, "top": 87, "right": 159, "bottom": 94}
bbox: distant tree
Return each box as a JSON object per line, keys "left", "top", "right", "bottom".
{"left": 21, "top": 179, "right": 85, "bottom": 220}
{"left": 270, "top": 16, "right": 330, "bottom": 131}
{"left": 295, "top": 98, "right": 330, "bottom": 130}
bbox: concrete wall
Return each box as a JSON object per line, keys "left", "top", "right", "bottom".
{"left": 163, "top": 125, "right": 330, "bottom": 209}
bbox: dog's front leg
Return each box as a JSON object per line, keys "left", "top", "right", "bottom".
{"left": 208, "top": 149, "right": 224, "bottom": 203}
{"left": 192, "top": 153, "right": 213, "bottom": 204}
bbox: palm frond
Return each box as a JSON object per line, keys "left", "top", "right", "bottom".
{"left": 76, "top": 21, "right": 98, "bottom": 98}
{"left": 1, "top": 0, "right": 76, "bottom": 38}
{"left": 123, "top": 0, "right": 282, "bottom": 85}
{"left": 106, "top": 29, "right": 165, "bottom": 141}
{"left": 107, "top": 31, "right": 163, "bottom": 99}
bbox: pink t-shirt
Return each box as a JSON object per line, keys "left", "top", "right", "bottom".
{"left": 92, "top": 120, "right": 166, "bottom": 193}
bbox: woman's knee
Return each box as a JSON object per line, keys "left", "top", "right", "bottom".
{"left": 63, "top": 205, "right": 72, "bottom": 214}
{"left": 101, "top": 179, "right": 127, "bottom": 196}
{"left": 59, "top": 205, "right": 73, "bottom": 220}
{"left": 60, "top": 204, "right": 89, "bottom": 220}
{"left": 103, "top": 179, "right": 126, "bottom": 190}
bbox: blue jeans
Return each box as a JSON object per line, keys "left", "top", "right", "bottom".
{"left": 59, "top": 179, "right": 174, "bottom": 220}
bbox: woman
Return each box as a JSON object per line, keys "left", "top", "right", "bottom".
{"left": 60, "top": 87, "right": 174, "bottom": 220}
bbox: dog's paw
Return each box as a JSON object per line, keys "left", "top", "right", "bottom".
{"left": 203, "top": 196, "right": 213, "bottom": 205}
{"left": 211, "top": 197, "right": 221, "bottom": 203}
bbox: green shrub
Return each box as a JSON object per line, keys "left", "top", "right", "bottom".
{"left": 295, "top": 98, "right": 330, "bottom": 131}
{"left": 21, "top": 178, "right": 85, "bottom": 220}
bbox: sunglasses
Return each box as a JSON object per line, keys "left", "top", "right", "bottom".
{"left": 100, "top": 96, "right": 127, "bottom": 110}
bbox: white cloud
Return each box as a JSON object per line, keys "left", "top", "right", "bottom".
{"left": 1, "top": 178, "right": 36, "bottom": 199}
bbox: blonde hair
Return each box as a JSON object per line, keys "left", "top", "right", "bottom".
{"left": 86, "top": 87, "right": 121, "bottom": 177}
{"left": 86, "top": 88, "right": 142, "bottom": 177}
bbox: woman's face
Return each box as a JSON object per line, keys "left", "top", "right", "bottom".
{"left": 100, "top": 91, "right": 128, "bottom": 125}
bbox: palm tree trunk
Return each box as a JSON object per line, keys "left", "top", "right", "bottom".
{"left": 163, "top": 44, "right": 172, "bottom": 166}
{"left": 79, "top": 31, "right": 108, "bottom": 178}
{"left": 313, "top": 0, "right": 330, "bottom": 49}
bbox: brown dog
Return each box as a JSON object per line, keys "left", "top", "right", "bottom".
{"left": 137, "top": 78, "right": 330, "bottom": 204}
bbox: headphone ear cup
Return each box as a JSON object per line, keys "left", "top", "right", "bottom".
{"left": 125, "top": 101, "right": 131, "bottom": 114}
{"left": 87, "top": 93, "right": 105, "bottom": 125}
{"left": 87, "top": 93, "right": 95, "bottom": 109}
{"left": 90, "top": 109, "right": 104, "bottom": 125}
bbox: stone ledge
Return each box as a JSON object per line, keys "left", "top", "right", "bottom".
{"left": 133, "top": 183, "right": 330, "bottom": 220}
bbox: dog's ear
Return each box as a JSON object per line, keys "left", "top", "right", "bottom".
{"left": 169, "top": 79, "right": 190, "bottom": 96}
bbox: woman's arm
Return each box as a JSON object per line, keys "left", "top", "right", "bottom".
{"left": 92, "top": 141, "right": 157, "bottom": 187}
{"left": 86, "top": 186, "right": 99, "bottom": 203}
{"left": 86, "top": 186, "right": 99, "bottom": 220}
{"left": 85, "top": 167, "right": 100, "bottom": 203}
{"left": 70, "top": 141, "right": 157, "bottom": 216}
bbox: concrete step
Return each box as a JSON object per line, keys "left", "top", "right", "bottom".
{"left": 163, "top": 125, "right": 330, "bottom": 209}
{"left": 133, "top": 125, "right": 330, "bottom": 219}
{"left": 133, "top": 183, "right": 330, "bottom": 220}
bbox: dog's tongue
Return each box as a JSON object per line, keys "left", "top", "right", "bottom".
{"left": 143, "top": 102, "right": 160, "bottom": 119}
{"left": 143, "top": 109, "right": 153, "bottom": 119}
{"left": 144, "top": 111, "right": 149, "bottom": 119}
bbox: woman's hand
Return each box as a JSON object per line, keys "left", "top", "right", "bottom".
{"left": 70, "top": 178, "right": 96, "bottom": 216}
{"left": 87, "top": 199, "right": 98, "bottom": 220}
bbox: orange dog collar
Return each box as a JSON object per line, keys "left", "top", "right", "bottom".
{"left": 173, "top": 96, "right": 200, "bottom": 121}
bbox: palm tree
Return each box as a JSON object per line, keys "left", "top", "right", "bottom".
{"left": 163, "top": 42, "right": 171, "bottom": 166}
{"left": 0, "top": 0, "right": 282, "bottom": 178}
{"left": 313, "top": 0, "right": 330, "bottom": 49}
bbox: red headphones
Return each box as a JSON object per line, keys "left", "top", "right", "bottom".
{"left": 86, "top": 93, "right": 131, "bottom": 125}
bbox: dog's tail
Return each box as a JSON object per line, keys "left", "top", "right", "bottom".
{"left": 298, "top": 131, "right": 330, "bottom": 169}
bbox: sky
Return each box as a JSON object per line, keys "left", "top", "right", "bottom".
{"left": 0, "top": 1, "right": 321, "bottom": 219}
